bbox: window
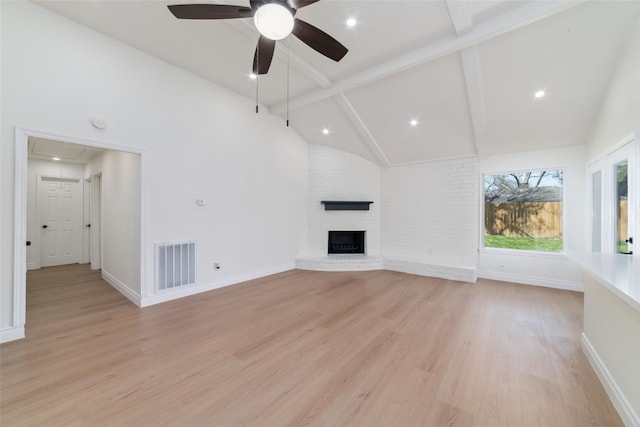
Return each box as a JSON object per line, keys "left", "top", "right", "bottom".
{"left": 483, "top": 169, "right": 564, "bottom": 252}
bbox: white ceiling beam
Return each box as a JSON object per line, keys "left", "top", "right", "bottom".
{"left": 335, "top": 94, "right": 391, "bottom": 167}
{"left": 270, "top": 0, "right": 585, "bottom": 114}
{"left": 446, "top": 0, "right": 485, "bottom": 159}
{"left": 445, "top": 0, "right": 473, "bottom": 35}
{"left": 459, "top": 46, "right": 487, "bottom": 159}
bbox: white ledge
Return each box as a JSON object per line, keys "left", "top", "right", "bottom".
{"left": 295, "top": 256, "right": 476, "bottom": 283}
{"left": 296, "top": 255, "right": 384, "bottom": 271}
{"left": 570, "top": 251, "right": 640, "bottom": 312}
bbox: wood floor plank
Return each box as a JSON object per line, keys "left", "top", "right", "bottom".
{"left": 0, "top": 264, "right": 623, "bottom": 426}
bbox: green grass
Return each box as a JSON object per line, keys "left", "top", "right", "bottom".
{"left": 484, "top": 235, "right": 563, "bottom": 252}
{"left": 617, "top": 241, "right": 629, "bottom": 254}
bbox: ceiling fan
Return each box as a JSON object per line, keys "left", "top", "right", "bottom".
{"left": 168, "top": 0, "right": 349, "bottom": 75}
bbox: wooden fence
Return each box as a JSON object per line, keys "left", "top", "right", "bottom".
{"left": 618, "top": 200, "right": 628, "bottom": 241}
{"left": 485, "top": 202, "right": 562, "bottom": 238}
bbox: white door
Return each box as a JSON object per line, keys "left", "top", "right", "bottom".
{"left": 38, "top": 176, "right": 83, "bottom": 267}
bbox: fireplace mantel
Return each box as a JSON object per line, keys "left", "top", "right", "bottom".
{"left": 321, "top": 201, "right": 373, "bottom": 211}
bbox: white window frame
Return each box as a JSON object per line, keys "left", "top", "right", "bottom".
{"left": 480, "top": 167, "right": 566, "bottom": 255}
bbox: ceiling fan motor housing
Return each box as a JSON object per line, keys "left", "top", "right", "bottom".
{"left": 253, "top": 3, "right": 295, "bottom": 40}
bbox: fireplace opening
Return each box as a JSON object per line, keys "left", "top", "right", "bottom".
{"left": 328, "top": 231, "right": 365, "bottom": 255}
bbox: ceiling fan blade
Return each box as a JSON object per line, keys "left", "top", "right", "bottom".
{"left": 292, "top": 18, "right": 348, "bottom": 62}
{"left": 252, "top": 36, "right": 276, "bottom": 75}
{"left": 288, "top": 0, "right": 321, "bottom": 9}
{"left": 168, "top": 4, "right": 254, "bottom": 20}
{"left": 250, "top": 0, "right": 266, "bottom": 9}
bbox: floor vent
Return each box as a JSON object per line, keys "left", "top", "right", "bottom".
{"left": 155, "top": 241, "right": 196, "bottom": 291}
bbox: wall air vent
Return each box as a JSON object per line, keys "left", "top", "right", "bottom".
{"left": 321, "top": 201, "right": 373, "bottom": 211}
{"left": 155, "top": 241, "right": 196, "bottom": 291}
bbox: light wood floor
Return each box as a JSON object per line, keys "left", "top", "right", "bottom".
{"left": 1, "top": 264, "right": 621, "bottom": 426}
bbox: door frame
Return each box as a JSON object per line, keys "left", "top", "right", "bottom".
{"left": 586, "top": 132, "right": 638, "bottom": 256}
{"left": 90, "top": 172, "right": 102, "bottom": 270}
{"left": 82, "top": 177, "right": 91, "bottom": 264}
{"left": 13, "top": 127, "right": 146, "bottom": 334}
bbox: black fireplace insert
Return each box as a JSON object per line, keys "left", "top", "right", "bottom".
{"left": 328, "top": 231, "right": 365, "bottom": 254}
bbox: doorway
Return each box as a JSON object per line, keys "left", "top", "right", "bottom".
{"left": 27, "top": 137, "right": 105, "bottom": 270}
{"left": 13, "top": 128, "right": 144, "bottom": 337}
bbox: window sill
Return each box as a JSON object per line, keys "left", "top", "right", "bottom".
{"left": 480, "top": 247, "right": 567, "bottom": 259}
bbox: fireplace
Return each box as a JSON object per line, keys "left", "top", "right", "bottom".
{"left": 328, "top": 231, "right": 365, "bottom": 254}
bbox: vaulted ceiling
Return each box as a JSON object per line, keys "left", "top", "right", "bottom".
{"left": 35, "top": 0, "right": 639, "bottom": 166}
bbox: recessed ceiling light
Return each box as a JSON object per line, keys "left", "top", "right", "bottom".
{"left": 534, "top": 90, "right": 545, "bottom": 98}
{"left": 249, "top": 73, "right": 257, "bottom": 80}
{"left": 346, "top": 18, "right": 357, "bottom": 28}
{"left": 410, "top": 119, "right": 419, "bottom": 127}
{"left": 52, "top": 157, "right": 60, "bottom": 161}
{"left": 322, "top": 128, "right": 330, "bottom": 135}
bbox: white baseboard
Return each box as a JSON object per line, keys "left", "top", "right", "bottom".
{"left": 582, "top": 333, "right": 640, "bottom": 427}
{"left": 26, "top": 262, "right": 39, "bottom": 271}
{"left": 102, "top": 270, "right": 142, "bottom": 307}
{"left": 140, "top": 263, "right": 295, "bottom": 307}
{"left": 477, "top": 271, "right": 583, "bottom": 292}
{"left": 0, "top": 326, "right": 25, "bottom": 343}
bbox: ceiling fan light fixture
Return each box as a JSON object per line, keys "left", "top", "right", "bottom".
{"left": 254, "top": 4, "right": 294, "bottom": 41}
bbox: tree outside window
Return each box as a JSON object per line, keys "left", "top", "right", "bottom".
{"left": 484, "top": 169, "right": 564, "bottom": 252}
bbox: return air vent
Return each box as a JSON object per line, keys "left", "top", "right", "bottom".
{"left": 321, "top": 201, "right": 373, "bottom": 210}
{"left": 155, "top": 241, "right": 196, "bottom": 291}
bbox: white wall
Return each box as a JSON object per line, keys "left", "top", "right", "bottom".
{"left": 478, "top": 145, "right": 586, "bottom": 290}
{"left": 381, "top": 157, "right": 479, "bottom": 270}
{"left": 1, "top": 1, "right": 309, "bottom": 330}
{"left": 85, "top": 150, "right": 141, "bottom": 297}
{"left": 305, "top": 144, "right": 584, "bottom": 286}
{"left": 586, "top": 17, "right": 640, "bottom": 162}
{"left": 583, "top": 273, "right": 640, "bottom": 426}
{"left": 305, "top": 144, "right": 381, "bottom": 257}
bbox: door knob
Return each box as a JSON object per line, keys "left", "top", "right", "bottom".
{"left": 42, "top": 225, "right": 48, "bottom": 229}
